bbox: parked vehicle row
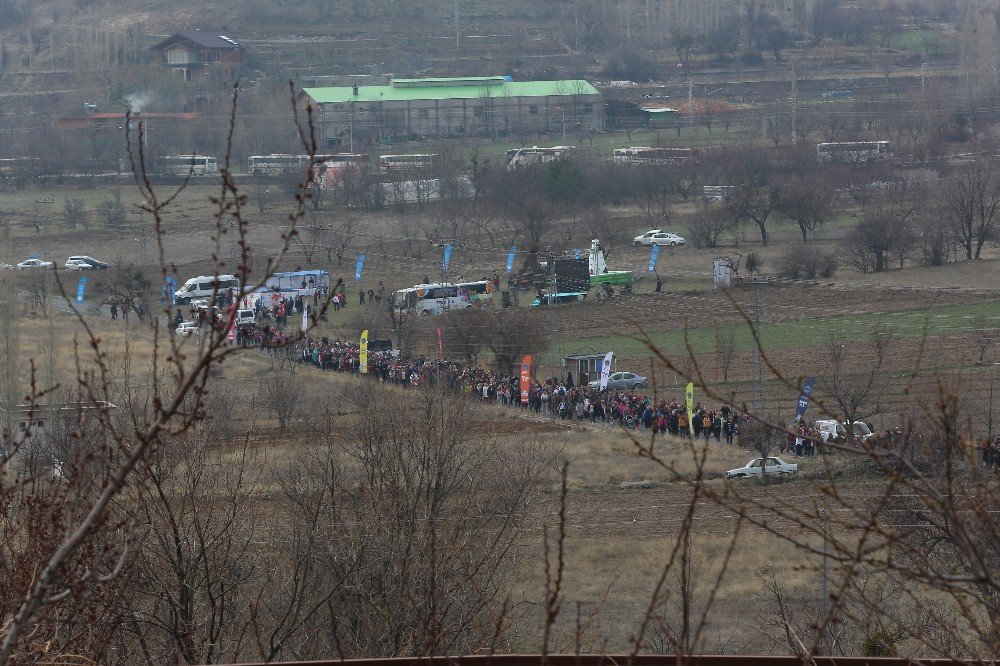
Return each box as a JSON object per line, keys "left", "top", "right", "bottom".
{"left": 12, "top": 255, "right": 109, "bottom": 270}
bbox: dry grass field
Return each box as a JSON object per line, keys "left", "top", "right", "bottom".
{"left": 2, "top": 174, "right": 997, "bottom": 656}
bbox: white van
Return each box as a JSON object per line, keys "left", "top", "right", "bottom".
{"left": 235, "top": 309, "right": 255, "bottom": 326}
{"left": 814, "top": 419, "right": 874, "bottom": 444}
{"left": 174, "top": 275, "right": 240, "bottom": 304}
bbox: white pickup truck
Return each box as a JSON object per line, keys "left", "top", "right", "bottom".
{"left": 726, "top": 457, "right": 798, "bottom": 479}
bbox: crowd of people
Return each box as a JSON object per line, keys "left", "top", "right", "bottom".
{"left": 281, "top": 336, "right": 766, "bottom": 445}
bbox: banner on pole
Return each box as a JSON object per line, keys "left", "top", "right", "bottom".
{"left": 437, "top": 327, "right": 444, "bottom": 358}
{"left": 354, "top": 253, "right": 366, "bottom": 281}
{"left": 162, "top": 276, "right": 176, "bottom": 305}
{"left": 520, "top": 355, "right": 532, "bottom": 404}
{"left": 648, "top": 244, "right": 661, "bottom": 274}
{"left": 685, "top": 382, "right": 695, "bottom": 435}
{"left": 442, "top": 243, "right": 453, "bottom": 271}
{"left": 795, "top": 376, "right": 817, "bottom": 422}
{"left": 598, "top": 351, "right": 614, "bottom": 390}
{"left": 360, "top": 329, "right": 369, "bottom": 374}
{"left": 301, "top": 303, "right": 309, "bottom": 332}
{"left": 75, "top": 277, "right": 87, "bottom": 304}
{"left": 506, "top": 246, "right": 516, "bottom": 273}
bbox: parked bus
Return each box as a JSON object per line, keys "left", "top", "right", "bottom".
{"left": 379, "top": 154, "right": 439, "bottom": 173}
{"left": 505, "top": 146, "right": 575, "bottom": 170}
{"left": 613, "top": 147, "right": 701, "bottom": 164}
{"left": 250, "top": 153, "right": 369, "bottom": 176}
{"left": 249, "top": 154, "right": 310, "bottom": 174}
{"left": 816, "top": 141, "right": 892, "bottom": 164}
{"left": 312, "top": 153, "right": 369, "bottom": 189}
{"left": 264, "top": 270, "right": 330, "bottom": 296}
{"left": 391, "top": 280, "right": 494, "bottom": 316}
{"left": 159, "top": 154, "right": 218, "bottom": 176}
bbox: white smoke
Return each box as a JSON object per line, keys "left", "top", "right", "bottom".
{"left": 124, "top": 91, "right": 155, "bottom": 113}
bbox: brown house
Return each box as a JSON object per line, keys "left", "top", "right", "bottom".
{"left": 149, "top": 31, "right": 243, "bottom": 83}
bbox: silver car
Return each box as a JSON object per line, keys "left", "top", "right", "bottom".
{"left": 588, "top": 371, "right": 648, "bottom": 391}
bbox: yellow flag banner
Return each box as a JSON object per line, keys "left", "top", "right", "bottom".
{"left": 685, "top": 382, "right": 694, "bottom": 436}
{"left": 360, "top": 329, "right": 369, "bottom": 374}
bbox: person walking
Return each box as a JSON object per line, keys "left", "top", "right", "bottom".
{"left": 110, "top": 303, "right": 118, "bottom": 320}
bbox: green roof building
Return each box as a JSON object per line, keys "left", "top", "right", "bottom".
{"left": 301, "top": 76, "right": 602, "bottom": 148}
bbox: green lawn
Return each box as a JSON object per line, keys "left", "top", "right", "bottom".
{"left": 569, "top": 300, "right": 1000, "bottom": 360}
{"left": 889, "top": 29, "right": 956, "bottom": 54}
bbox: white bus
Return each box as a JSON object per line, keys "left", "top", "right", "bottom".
{"left": 505, "top": 146, "right": 575, "bottom": 170}
{"left": 379, "top": 154, "right": 439, "bottom": 173}
{"left": 613, "top": 147, "right": 701, "bottom": 164}
{"left": 249, "top": 154, "right": 310, "bottom": 174}
{"left": 816, "top": 141, "right": 892, "bottom": 164}
{"left": 391, "top": 280, "right": 494, "bottom": 316}
{"left": 159, "top": 154, "right": 218, "bottom": 176}
{"left": 250, "top": 153, "right": 370, "bottom": 175}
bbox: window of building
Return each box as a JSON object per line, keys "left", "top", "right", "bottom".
{"left": 166, "top": 49, "right": 190, "bottom": 65}
{"left": 528, "top": 105, "right": 539, "bottom": 115}
{"left": 418, "top": 109, "right": 430, "bottom": 119}
{"left": 473, "top": 106, "right": 484, "bottom": 118}
{"left": 583, "top": 102, "right": 594, "bottom": 114}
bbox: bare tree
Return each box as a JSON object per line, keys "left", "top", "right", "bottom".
{"left": 842, "top": 202, "right": 915, "bottom": 273}
{"left": 725, "top": 184, "right": 781, "bottom": 246}
{"left": 777, "top": 174, "right": 834, "bottom": 241}
{"left": 688, "top": 205, "right": 736, "bottom": 249}
{"left": 258, "top": 370, "right": 305, "bottom": 431}
{"left": 715, "top": 325, "right": 736, "bottom": 382}
{"left": 942, "top": 161, "right": 1000, "bottom": 260}
{"left": 972, "top": 314, "right": 998, "bottom": 364}
{"left": 0, "top": 86, "right": 315, "bottom": 662}
{"left": 823, "top": 324, "right": 894, "bottom": 429}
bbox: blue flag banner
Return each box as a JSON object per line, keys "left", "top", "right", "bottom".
{"left": 648, "top": 244, "right": 661, "bottom": 274}
{"left": 355, "top": 253, "right": 366, "bottom": 281}
{"left": 76, "top": 277, "right": 87, "bottom": 304}
{"left": 573, "top": 249, "right": 582, "bottom": 260}
{"left": 506, "top": 245, "right": 516, "bottom": 273}
{"left": 795, "top": 376, "right": 817, "bottom": 422}
{"left": 162, "top": 276, "right": 177, "bottom": 305}
{"left": 443, "top": 243, "right": 453, "bottom": 271}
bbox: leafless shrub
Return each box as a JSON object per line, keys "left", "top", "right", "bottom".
{"left": 774, "top": 243, "right": 838, "bottom": 279}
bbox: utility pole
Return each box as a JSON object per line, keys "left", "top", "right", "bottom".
{"left": 687, "top": 80, "right": 693, "bottom": 127}
{"left": 454, "top": 0, "right": 460, "bottom": 50}
{"left": 132, "top": 205, "right": 147, "bottom": 268}
{"left": 791, "top": 64, "right": 798, "bottom": 145}
{"left": 33, "top": 198, "right": 54, "bottom": 262}
{"left": 751, "top": 277, "right": 765, "bottom": 415}
{"left": 820, "top": 504, "right": 830, "bottom": 654}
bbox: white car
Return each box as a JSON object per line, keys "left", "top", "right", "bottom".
{"left": 634, "top": 231, "right": 686, "bottom": 247}
{"left": 814, "top": 420, "right": 874, "bottom": 444}
{"left": 633, "top": 229, "right": 663, "bottom": 245}
{"left": 174, "top": 321, "right": 200, "bottom": 336}
{"left": 65, "top": 259, "right": 93, "bottom": 271}
{"left": 67, "top": 255, "right": 109, "bottom": 270}
{"left": 16, "top": 258, "right": 54, "bottom": 270}
{"left": 726, "top": 457, "right": 798, "bottom": 479}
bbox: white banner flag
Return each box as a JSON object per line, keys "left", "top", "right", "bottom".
{"left": 598, "top": 351, "right": 614, "bottom": 391}
{"left": 301, "top": 303, "right": 309, "bottom": 332}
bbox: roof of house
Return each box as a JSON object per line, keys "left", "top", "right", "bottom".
{"left": 302, "top": 78, "right": 599, "bottom": 104}
{"left": 149, "top": 31, "right": 241, "bottom": 51}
